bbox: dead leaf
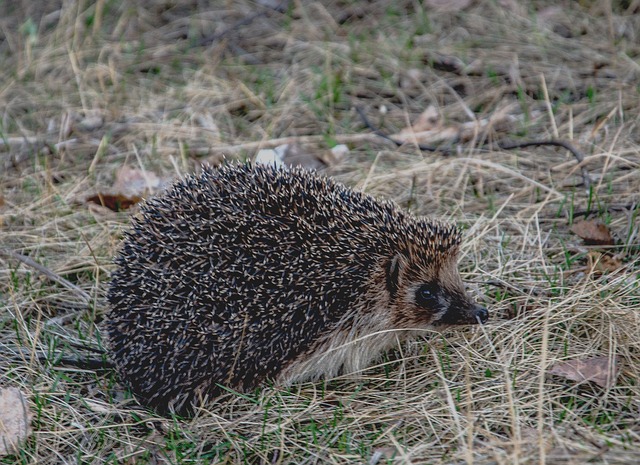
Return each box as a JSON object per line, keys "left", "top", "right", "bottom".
{"left": 398, "top": 106, "right": 441, "bottom": 135}
{"left": 458, "top": 105, "right": 517, "bottom": 142}
{"left": 370, "top": 447, "right": 398, "bottom": 464}
{"left": 0, "top": 387, "right": 32, "bottom": 456}
{"left": 392, "top": 105, "right": 516, "bottom": 145}
{"left": 281, "top": 143, "right": 326, "bottom": 170}
{"left": 86, "top": 167, "right": 164, "bottom": 212}
{"left": 86, "top": 192, "right": 142, "bottom": 212}
{"left": 75, "top": 115, "right": 104, "bottom": 132}
{"left": 312, "top": 144, "right": 349, "bottom": 168}
{"left": 548, "top": 356, "right": 620, "bottom": 389}
{"left": 587, "top": 251, "right": 623, "bottom": 273}
{"left": 113, "top": 167, "right": 161, "bottom": 197}
{"left": 570, "top": 220, "right": 614, "bottom": 246}
{"left": 255, "top": 143, "right": 327, "bottom": 171}
{"left": 329, "top": 144, "right": 349, "bottom": 163}
{"left": 392, "top": 107, "right": 456, "bottom": 145}
{"left": 255, "top": 147, "right": 285, "bottom": 168}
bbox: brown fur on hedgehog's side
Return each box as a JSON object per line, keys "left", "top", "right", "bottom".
{"left": 105, "top": 163, "right": 488, "bottom": 415}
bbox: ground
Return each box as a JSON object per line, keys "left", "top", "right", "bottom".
{"left": 1, "top": 1, "right": 639, "bottom": 464}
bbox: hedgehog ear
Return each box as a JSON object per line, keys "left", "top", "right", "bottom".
{"left": 385, "top": 253, "right": 402, "bottom": 300}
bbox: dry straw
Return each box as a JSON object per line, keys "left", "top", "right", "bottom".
{"left": 1, "top": 1, "right": 639, "bottom": 463}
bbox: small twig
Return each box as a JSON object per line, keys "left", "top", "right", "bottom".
{"left": 0, "top": 248, "right": 91, "bottom": 305}
{"left": 51, "top": 356, "right": 113, "bottom": 371}
{"left": 356, "top": 106, "right": 593, "bottom": 189}
{"left": 495, "top": 139, "right": 592, "bottom": 189}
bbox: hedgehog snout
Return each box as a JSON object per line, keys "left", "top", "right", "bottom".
{"left": 471, "top": 304, "right": 489, "bottom": 324}
{"left": 428, "top": 291, "right": 489, "bottom": 326}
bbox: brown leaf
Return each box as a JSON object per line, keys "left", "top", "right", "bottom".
{"left": 548, "top": 356, "right": 620, "bottom": 388}
{"left": 398, "top": 106, "right": 441, "bottom": 135}
{"left": 315, "top": 144, "right": 350, "bottom": 167}
{"left": 86, "top": 167, "right": 163, "bottom": 212}
{"left": 328, "top": 144, "right": 349, "bottom": 164}
{"left": 75, "top": 115, "right": 104, "bottom": 132}
{"left": 86, "top": 192, "right": 142, "bottom": 212}
{"left": 0, "top": 387, "right": 32, "bottom": 456}
{"left": 112, "top": 167, "right": 162, "bottom": 197}
{"left": 370, "top": 447, "right": 398, "bottom": 464}
{"left": 587, "top": 251, "right": 623, "bottom": 273}
{"left": 392, "top": 106, "right": 455, "bottom": 146}
{"left": 393, "top": 105, "right": 516, "bottom": 145}
{"left": 570, "top": 220, "right": 614, "bottom": 246}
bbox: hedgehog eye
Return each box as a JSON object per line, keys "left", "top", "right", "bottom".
{"left": 415, "top": 283, "right": 439, "bottom": 308}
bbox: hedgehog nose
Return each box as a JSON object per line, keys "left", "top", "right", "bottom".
{"left": 472, "top": 305, "right": 489, "bottom": 324}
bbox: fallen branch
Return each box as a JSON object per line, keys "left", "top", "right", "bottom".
{"left": 355, "top": 106, "right": 593, "bottom": 189}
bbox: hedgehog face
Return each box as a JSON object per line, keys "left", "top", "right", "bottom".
{"left": 386, "top": 253, "right": 488, "bottom": 327}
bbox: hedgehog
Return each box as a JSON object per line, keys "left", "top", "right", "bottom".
{"left": 105, "top": 163, "right": 488, "bottom": 415}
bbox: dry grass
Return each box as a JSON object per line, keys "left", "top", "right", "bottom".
{"left": 1, "top": 1, "right": 639, "bottom": 463}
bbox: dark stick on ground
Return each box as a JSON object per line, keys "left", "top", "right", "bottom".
{"left": 355, "top": 106, "right": 593, "bottom": 189}
{"left": 570, "top": 202, "right": 639, "bottom": 219}
{"left": 496, "top": 139, "right": 592, "bottom": 189}
{"left": 50, "top": 356, "right": 113, "bottom": 371}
